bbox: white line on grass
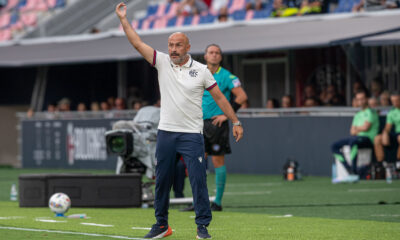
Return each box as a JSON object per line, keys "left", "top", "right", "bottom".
{"left": 35, "top": 219, "right": 67, "bottom": 223}
{"left": 0, "top": 226, "right": 146, "bottom": 240}
{"left": 0, "top": 216, "right": 26, "bottom": 220}
{"left": 81, "top": 223, "right": 114, "bottom": 227}
{"left": 269, "top": 214, "right": 293, "bottom": 218}
{"left": 348, "top": 188, "right": 400, "bottom": 192}
{"left": 223, "top": 191, "right": 272, "bottom": 195}
{"left": 226, "top": 183, "right": 281, "bottom": 187}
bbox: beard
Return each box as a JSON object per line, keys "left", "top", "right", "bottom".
{"left": 170, "top": 53, "right": 187, "bottom": 65}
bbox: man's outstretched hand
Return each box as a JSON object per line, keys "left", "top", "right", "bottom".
{"left": 116, "top": 2, "right": 127, "bottom": 19}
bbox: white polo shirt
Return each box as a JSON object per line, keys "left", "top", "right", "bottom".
{"left": 153, "top": 50, "right": 217, "bottom": 133}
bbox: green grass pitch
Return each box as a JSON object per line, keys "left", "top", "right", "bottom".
{"left": 0, "top": 168, "right": 399, "bottom": 239}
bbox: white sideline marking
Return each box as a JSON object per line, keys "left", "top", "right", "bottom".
{"left": 223, "top": 191, "right": 272, "bottom": 196}
{"left": 0, "top": 216, "right": 25, "bottom": 220}
{"left": 35, "top": 219, "right": 67, "bottom": 223}
{"left": 81, "top": 223, "right": 114, "bottom": 227}
{"left": 269, "top": 214, "right": 293, "bottom": 218}
{"left": 348, "top": 188, "right": 400, "bottom": 193}
{"left": 371, "top": 214, "right": 400, "bottom": 217}
{"left": 0, "top": 226, "right": 146, "bottom": 240}
{"left": 226, "top": 183, "right": 281, "bottom": 187}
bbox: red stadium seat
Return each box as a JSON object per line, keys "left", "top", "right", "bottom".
{"left": 0, "top": 28, "right": 12, "bottom": 41}
{"left": 21, "top": 12, "right": 37, "bottom": 26}
{"left": 0, "top": 12, "right": 10, "bottom": 28}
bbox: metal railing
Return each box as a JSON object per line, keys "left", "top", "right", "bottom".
{"left": 17, "top": 107, "right": 394, "bottom": 120}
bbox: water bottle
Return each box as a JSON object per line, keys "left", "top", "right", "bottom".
{"left": 386, "top": 167, "right": 392, "bottom": 184}
{"left": 10, "top": 184, "right": 17, "bottom": 201}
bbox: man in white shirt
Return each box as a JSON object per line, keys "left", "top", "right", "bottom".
{"left": 116, "top": 3, "right": 243, "bottom": 239}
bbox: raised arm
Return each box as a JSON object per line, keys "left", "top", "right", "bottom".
{"left": 116, "top": 3, "right": 154, "bottom": 64}
{"left": 208, "top": 85, "right": 243, "bottom": 142}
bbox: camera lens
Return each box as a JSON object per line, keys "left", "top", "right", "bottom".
{"left": 110, "top": 136, "right": 125, "bottom": 153}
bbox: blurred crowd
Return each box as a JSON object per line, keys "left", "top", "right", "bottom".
{"left": 26, "top": 96, "right": 161, "bottom": 118}
{"left": 265, "top": 79, "right": 394, "bottom": 109}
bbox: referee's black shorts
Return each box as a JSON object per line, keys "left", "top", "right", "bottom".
{"left": 203, "top": 119, "right": 231, "bottom": 156}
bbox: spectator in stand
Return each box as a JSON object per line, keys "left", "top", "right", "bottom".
{"left": 368, "top": 97, "right": 379, "bottom": 108}
{"left": 353, "top": 0, "right": 399, "bottom": 12}
{"left": 47, "top": 103, "right": 57, "bottom": 112}
{"left": 107, "top": 97, "right": 115, "bottom": 109}
{"left": 380, "top": 91, "right": 391, "bottom": 107}
{"left": 114, "top": 98, "right": 126, "bottom": 110}
{"left": 27, "top": 108, "right": 34, "bottom": 118}
{"left": 177, "top": 0, "right": 208, "bottom": 16}
{"left": 352, "top": 80, "right": 368, "bottom": 97}
{"left": 320, "top": 84, "right": 345, "bottom": 106}
{"left": 246, "top": 0, "right": 268, "bottom": 11}
{"left": 370, "top": 78, "right": 383, "bottom": 99}
{"left": 91, "top": 102, "right": 100, "bottom": 111}
{"left": 304, "top": 97, "right": 320, "bottom": 107}
{"left": 133, "top": 101, "right": 143, "bottom": 111}
{"left": 298, "top": 0, "right": 323, "bottom": 15}
{"left": 281, "top": 95, "right": 294, "bottom": 108}
{"left": 77, "top": 102, "right": 87, "bottom": 112}
{"left": 303, "top": 84, "right": 319, "bottom": 106}
{"left": 100, "top": 101, "right": 110, "bottom": 111}
{"left": 266, "top": 98, "right": 280, "bottom": 108}
{"left": 217, "top": 7, "right": 230, "bottom": 22}
{"left": 58, "top": 98, "right": 71, "bottom": 111}
{"left": 271, "top": 0, "right": 299, "bottom": 17}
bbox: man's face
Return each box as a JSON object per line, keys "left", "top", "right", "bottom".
{"left": 391, "top": 95, "right": 400, "bottom": 108}
{"left": 168, "top": 33, "right": 190, "bottom": 65}
{"left": 355, "top": 92, "right": 367, "bottom": 108}
{"left": 282, "top": 96, "right": 291, "bottom": 108}
{"left": 204, "top": 45, "right": 222, "bottom": 66}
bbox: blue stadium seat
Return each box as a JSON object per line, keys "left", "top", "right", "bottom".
{"left": 232, "top": 9, "right": 246, "bottom": 21}
{"left": 253, "top": 9, "right": 272, "bottom": 19}
{"left": 17, "top": 0, "right": 27, "bottom": 9}
{"left": 167, "top": 16, "right": 177, "bottom": 27}
{"left": 334, "top": 0, "right": 361, "bottom": 13}
{"left": 199, "top": 14, "right": 215, "bottom": 24}
{"left": 148, "top": 19, "right": 155, "bottom": 29}
{"left": 10, "top": 12, "right": 18, "bottom": 25}
{"left": 146, "top": 4, "right": 158, "bottom": 17}
{"left": 183, "top": 16, "right": 193, "bottom": 26}
{"left": 55, "top": 0, "right": 66, "bottom": 8}
{"left": 137, "top": 18, "right": 144, "bottom": 30}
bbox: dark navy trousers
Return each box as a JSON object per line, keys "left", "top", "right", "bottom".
{"left": 154, "top": 130, "right": 212, "bottom": 227}
{"left": 331, "top": 136, "right": 373, "bottom": 174}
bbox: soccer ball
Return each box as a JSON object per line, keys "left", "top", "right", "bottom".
{"left": 48, "top": 193, "right": 71, "bottom": 215}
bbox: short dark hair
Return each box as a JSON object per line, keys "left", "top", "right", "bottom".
{"left": 205, "top": 44, "right": 222, "bottom": 54}
{"left": 355, "top": 90, "right": 367, "bottom": 97}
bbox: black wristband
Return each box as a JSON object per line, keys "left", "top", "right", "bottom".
{"left": 231, "top": 101, "right": 241, "bottom": 112}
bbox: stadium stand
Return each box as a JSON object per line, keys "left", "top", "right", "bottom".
{"left": 0, "top": 0, "right": 67, "bottom": 41}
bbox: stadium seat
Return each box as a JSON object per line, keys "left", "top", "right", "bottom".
{"left": 146, "top": 4, "right": 159, "bottom": 17}
{"left": 228, "top": 0, "right": 246, "bottom": 14}
{"left": 3, "top": 0, "right": 19, "bottom": 11}
{"left": 165, "top": 2, "right": 179, "bottom": 18}
{"left": 166, "top": 16, "right": 177, "bottom": 28}
{"left": 46, "top": 0, "right": 57, "bottom": 9}
{"left": 0, "top": 28, "right": 11, "bottom": 41}
{"left": 334, "top": 0, "right": 361, "bottom": 13}
{"left": 17, "top": 0, "right": 27, "bottom": 9}
{"left": 232, "top": 9, "right": 246, "bottom": 21}
{"left": 0, "top": 12, "right": 10, "bottom": 28}
{"left": 253, "top": 9, "right": 272, "bottom": 19}
{"left": 54, "top": 0, "right": 65, "bottom": 8}
{"left": 153, "top": 16, "right": 168, "bottom": 29}
{"left": 199, "top": 13, "right": 215, "bottom": 24}
{"left": 182, "top": 15, "right": 193, "bottom": 26}
{"left": 20, "top": 12, "right": 37, "bottom": 26}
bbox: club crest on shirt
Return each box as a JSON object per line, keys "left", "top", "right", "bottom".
{"left": 189, "top": 70, "right": 198, "bottom": 77}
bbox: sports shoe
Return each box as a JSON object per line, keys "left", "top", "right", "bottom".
{"left": 210, "top": 202, "right": 222, "bottom": 211}
{"left": 196, "top": 225, "right": 211, "bottom": 239}
{"left": 180, "top": 204, "right": 194, "bottom": 212}
{"left": 332, "top": 174, "right": 359, "bottom": 184}
{"left": 144, "top": 224, "right": 172, "bottom": 239}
